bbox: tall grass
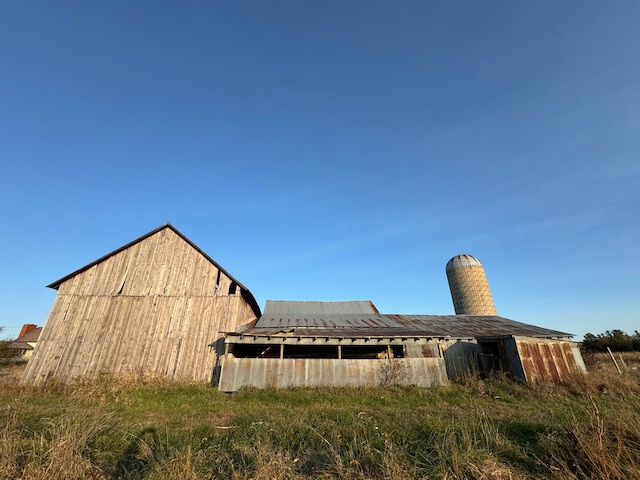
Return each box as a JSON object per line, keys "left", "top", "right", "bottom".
{"left": 1, "top": 359, "right": 639, "bottom": 479}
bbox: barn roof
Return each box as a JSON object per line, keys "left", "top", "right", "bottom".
{"left": 264, "top": 300, "right": 379, "bottom": 315}
{"left": 46, "top": 223, "right": 261, "bottom": 317}
{"left": 239, "top": 301, "right": 573, "bottom": 339}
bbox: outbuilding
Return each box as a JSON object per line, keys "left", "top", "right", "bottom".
{"left": 218, "top": 300, "right": 586, "bottom": 392}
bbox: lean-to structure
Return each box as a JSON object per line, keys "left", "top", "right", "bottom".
{"left": 218, "top": 300, "right": 585, "bottom": 392}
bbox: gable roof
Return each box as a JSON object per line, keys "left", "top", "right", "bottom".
{"left": 9, "top": 327, "right": 43, "bottom": 350}
{"left": 46, "top": 223, "right": 261, "bottom": 317}
{"left": 244, "top": 301, "right": 573, "bottom": 339}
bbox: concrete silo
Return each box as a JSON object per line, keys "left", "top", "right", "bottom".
{"left": 446, "top": 254, "right": 497, "bottom": 315}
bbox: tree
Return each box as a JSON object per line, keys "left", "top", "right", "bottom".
{"left": 582, "top": 333, "right": 603, "bottom": 351}
{"left": 582, "top": 329, "right": 638, "bottom": 352}
{"left": 606, "top": 329, "right": 633, "bottom": 351}
{"left": 0, "top": 326, "right": 17, "bottom": 359}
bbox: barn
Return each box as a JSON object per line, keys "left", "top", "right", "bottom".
{"left": 23, "top": 228, "right": 586, "bottom": 389}
{"left": 21, "top": 224, "right": 261, "bottom": 385}
{"left": 217, "top": 300, "right": 586, "bottom": 392}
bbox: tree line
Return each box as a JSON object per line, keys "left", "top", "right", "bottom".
{"left": 582, "top": 329, "right": 640, "bottom": 352}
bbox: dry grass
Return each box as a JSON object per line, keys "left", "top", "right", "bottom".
{"left": 582, "top": 350, "right": 640, "bottom": 371}
{"left": 1, "top": 357, "right": 639, "bottom": 479}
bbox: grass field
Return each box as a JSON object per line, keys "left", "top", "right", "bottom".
{"left": 1, "top": 353, "right": 639, "bottom": 479}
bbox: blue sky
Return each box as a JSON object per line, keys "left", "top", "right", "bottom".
{"left": 1, "top": 2, "right": 638, "bottom": 341}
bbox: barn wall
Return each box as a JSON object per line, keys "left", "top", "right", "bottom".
{"left": 22, "top": 228, "right": 258, "bottom": 385}
{"left": 439, "top": 339, "right": 480, "bottom": 379}
{"left": 218, "top": 357, "right": 448, "bottom": 392}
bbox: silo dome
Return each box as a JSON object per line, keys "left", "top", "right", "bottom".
{"left": 446, "top": 254, "right": 497, "bottom": 315}
{"left": 446, "top": 254, "right": 484, "bottom": 271}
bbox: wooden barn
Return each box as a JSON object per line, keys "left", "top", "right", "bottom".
{"left": 21, "top": 224, "right": 261, "bottom": 385}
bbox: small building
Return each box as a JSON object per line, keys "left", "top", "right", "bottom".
{"left": 8, "top": 324, "right": 42, "bottom": 358}
{"left": 22, "top": 224, "right": 261, "bottom": 385}
{"left": 218, "top": 300, "right": 586, "bottom": 392}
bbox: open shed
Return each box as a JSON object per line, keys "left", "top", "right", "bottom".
{"left": 218, "top": 300, "right": 586, "bottom": 392}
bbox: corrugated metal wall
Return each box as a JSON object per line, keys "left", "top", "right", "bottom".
{"left": 22, "top": 228, "right": 257, "bottom": 385}
{"left": 515, "top": 338, "right": 586, "bottom": 383}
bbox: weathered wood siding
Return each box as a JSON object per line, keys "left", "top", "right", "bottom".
{"left": 218, "top": 357, "right": 448, "bottom": 392}
{"left": 22, "top": 227, "right": 258, "bottom": 385}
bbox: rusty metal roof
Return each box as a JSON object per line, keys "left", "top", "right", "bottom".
{"left": 244, "top": 311, "right": 572, "bottom": 339}
{"left": 256, "top": 313, "right": 391, "bottom": 329}
{"left": 385, "top": 314, "right": 572, "bottom": 338}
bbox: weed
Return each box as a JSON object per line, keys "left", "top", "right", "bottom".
{"left": 1, "top": 359, "right": 639, "bottom": 479}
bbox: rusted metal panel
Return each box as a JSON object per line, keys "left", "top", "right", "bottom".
{"left": 515, "top": 338, "right": 584, "bottom": 383}
{"left": 218, "top": 357, "right": 448, "bottom": 392}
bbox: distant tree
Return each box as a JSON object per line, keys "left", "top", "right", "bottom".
{"left": 0, "top": 326, "right": 16, "bottom": 359}
{"left": 582, "top": 333, "right": 603, "bottom": 351}
{"left": 582, "top": 329, "right": 638, "bottom": 352}
{"left": 606, "top": 329, "right": 633, "bottom": 351}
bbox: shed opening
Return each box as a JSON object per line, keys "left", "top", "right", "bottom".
{"left": 228, "top": 343, "right": 405, "bottom": 360}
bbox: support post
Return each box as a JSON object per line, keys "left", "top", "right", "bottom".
{"left": 608, "top": 347, "right": 622, "bottom": 374}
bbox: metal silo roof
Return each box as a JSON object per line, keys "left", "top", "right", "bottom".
{"left": 446, "top": 254, "right": 484, "bottom": 271}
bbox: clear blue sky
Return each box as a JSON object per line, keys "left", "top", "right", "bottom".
{"left": 1, "top": 2, "right": 638, "bottom": 341}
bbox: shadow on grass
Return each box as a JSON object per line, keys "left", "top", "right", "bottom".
{"left": 111, "top": 427, "right": 158, "bottom": 480}
{"left": 497, "top": 420, "right": 549, "bottom": 473}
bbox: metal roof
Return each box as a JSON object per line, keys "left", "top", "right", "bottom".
{"left": 385, "top": 314, "right": 572, "bottom": 338}
{"left": 263, "top": 300, "right": 378, "bottom": 315}
{"left": 446, "top": 254, "right": 483, "bottom": 271}
{"left": 241, "top": 309, "right": 573, "bottom": 339}
{"left": 256, "top": 313, "right": 392, "bottom": 329}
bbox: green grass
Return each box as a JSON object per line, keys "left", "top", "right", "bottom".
{"left": 1, "top": 358, "right": 639, "bottom": 479}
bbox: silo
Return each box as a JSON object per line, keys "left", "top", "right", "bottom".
{"left": 446, "top": 254, "right": 497, "bottom": 315}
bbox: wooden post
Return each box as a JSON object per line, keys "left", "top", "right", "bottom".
{"left": 607, "top": 347, "right": 622, "bottom": 374}
{"left": 618, "top": 354, "right": 627, "bottom": 370}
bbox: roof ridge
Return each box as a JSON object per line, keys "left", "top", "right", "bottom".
{"left": 45, "top": 224, "right": 261, "bottom": 317}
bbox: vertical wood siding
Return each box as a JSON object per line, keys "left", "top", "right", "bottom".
{"left": 22, "top": 228, "right": 257, "bottom": 385}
